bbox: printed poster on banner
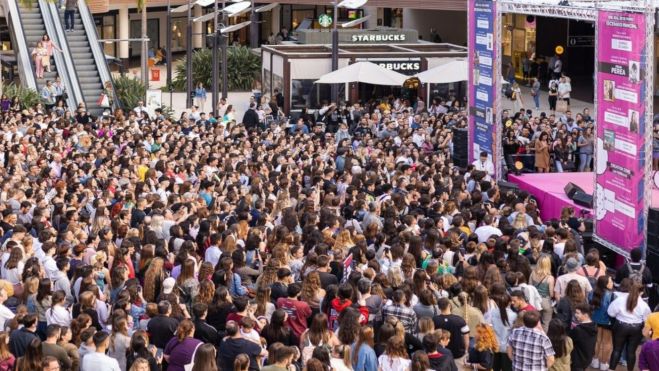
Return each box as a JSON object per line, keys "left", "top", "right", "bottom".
{"left": 594, "top": 10, "right": 650, "bottom": 253}
{"left": 468, "top": 0, "right": 498, "bottom": 177}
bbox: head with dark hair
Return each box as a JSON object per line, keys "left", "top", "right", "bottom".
{"left": 522, "top": 310, "right": 541, "bottom": 329}
{"left": 547, "top": 318, "right": 568, "bottom": 358}
{"left": 287, "top": 283, "right": 302, "bottom": 298}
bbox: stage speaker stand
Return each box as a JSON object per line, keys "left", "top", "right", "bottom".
{"left": 564, "top": 182, "right": 586, "bottom": 200}
{"left": 572, "top": 192, "right": 593, "bottom": 209}
{"left": 452, "top": 128, "right": 468, "bottom": 169}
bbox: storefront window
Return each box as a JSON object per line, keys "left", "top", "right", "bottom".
{"left": 501, "top": 13, "right": 536, "bottom": 80}
{"left": 171, "top": 18, "right": 187, "bottom": 51}
{"left": 291, "top": 79, "right": 331, "bottom": 109}
{"left": 272, "top": 73, "right": 283, "bottom": 98}
{"left": 263, "top": 68, "right": 271, "bottom": 98}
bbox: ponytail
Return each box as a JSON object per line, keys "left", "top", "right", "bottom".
{"left": 626, "top": 283, "right": 642, "bottom": 312}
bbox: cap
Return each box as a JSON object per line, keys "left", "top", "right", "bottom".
{"left": 162, "top": 277, "right": 176, "bottom": 294}
{"left": 565, "top": 257, "right": 579, "bottom": 272}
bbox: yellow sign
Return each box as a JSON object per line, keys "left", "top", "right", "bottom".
{"left": 555, "top": 45, "right": 564, "bottom": 55}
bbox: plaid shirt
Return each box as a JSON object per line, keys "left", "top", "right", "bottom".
{"left": 508, "top": 326, "right": 555, "bottom": 371}
{"left": 382, "top": 303, "right": 417, "bottom": 334}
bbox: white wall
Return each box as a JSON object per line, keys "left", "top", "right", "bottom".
{"left": 402, "top": 9, "right": 467, "bottom": 45}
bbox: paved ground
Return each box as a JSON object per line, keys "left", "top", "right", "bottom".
{"left": 500, "top": 83, "right": 594, "bottom": 117}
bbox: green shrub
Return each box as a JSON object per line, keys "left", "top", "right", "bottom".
{"left": 3, "top": 83, "right": 42, "bottom": 108}
{"left": 173, "top": 46, "right": 261, "bottom": 92}
{"left": 113, "top": 75, "right": 146, "bottom": 110}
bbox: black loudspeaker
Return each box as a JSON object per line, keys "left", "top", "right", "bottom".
{"left": 564, "top": 182, "right": 586, "bottom": 199}
{"left": 527, "top": 15, "right": 535, "bottom": 23}
{"left": 452, "top": 129, "right": 468, "bottom": 168}
{"left": 572, "top": 192, "right": 593, "bottom": 209}
{"left": 498, "top": 180, "right": 520, "bottom": 194}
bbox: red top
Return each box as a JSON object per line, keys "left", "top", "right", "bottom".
{"left": 276, "top": 297, "right": 312, "bottom": 338}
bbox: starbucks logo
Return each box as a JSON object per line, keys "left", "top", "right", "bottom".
{"left": 319, "top": 14, "right": 333, "bottom": 28}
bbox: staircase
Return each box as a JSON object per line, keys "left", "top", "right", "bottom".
{"left": 58, "top": 8, "right": 104, "bottom": 114}
{"left": 17, "top": 3, "right": 60, "bottom": 92}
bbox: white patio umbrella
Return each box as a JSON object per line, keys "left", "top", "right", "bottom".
{"left": 315, "top": 61, "right": 408, "bottom": 86}
{"left": 415, "top": 59, "right": 468, "bottom": 84}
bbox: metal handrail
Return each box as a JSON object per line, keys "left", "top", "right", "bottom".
{"left": 76, "top": 0, "right": 116, "bottom": 106}
{"left": 6, "top": 0, "right": 37, "bottom": 90}
{"left": 41, "top": 0, "right": 83, "bottom": 109}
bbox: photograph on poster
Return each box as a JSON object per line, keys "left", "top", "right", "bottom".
{"left": 628, "top": 60, "right": 640, "bottom": 83}
{"left": 603, "top": 80, "right": 615, "bottom": 101}
{"left": 628, "top": 110, "right": 639, "bottom": 133}
{"left": 604, "top": 129, "right": 616, "bottom": 150}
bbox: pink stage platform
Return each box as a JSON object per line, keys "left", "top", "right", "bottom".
{"left": 508, "top": 172, "right": 659, "bottom": 221}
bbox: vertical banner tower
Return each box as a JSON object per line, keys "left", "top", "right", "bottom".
{"left": 467, "top": 0, "right": 501, "bottom": 179}
{"left": 593, "top": 3, "right": 655, "bottom": 256}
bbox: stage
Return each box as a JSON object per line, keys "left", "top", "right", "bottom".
{"left": 508, "top": 173, "right": 659, "bottom": 221}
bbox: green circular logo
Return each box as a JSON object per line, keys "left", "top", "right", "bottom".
{"left": 319, "top": 14, "right": 333, "bottom": 28}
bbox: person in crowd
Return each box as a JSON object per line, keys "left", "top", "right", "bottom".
{"left": 607, "top": 278, "right": 651, "bottom": 371}
{"left": 0, "top": 86, "right": 639, "bottom": 371}
{"left": 507, "top": 311, "right": 555, "bottom": 371}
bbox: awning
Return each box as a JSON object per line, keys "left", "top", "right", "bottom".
{"left": 415, "top": 59, "right": 468, "bottom": 84}
{"left": 315, "top": 61, "right": 407, "bottom": 86}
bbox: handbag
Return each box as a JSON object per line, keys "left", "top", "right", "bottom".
{"left": 556, "top": 99, "right": 568, "bottom": 112}
{"left": 97, "top": 93, "right": 110, "bottom": 108}
{"left": 183, "top": 342, "right": 203, "bottom": 371}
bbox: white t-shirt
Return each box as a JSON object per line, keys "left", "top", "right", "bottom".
{"left": 81, "top": 351, "right": 121, "bottom": 371}
{"left": 474, "top": 225, "right": 502, "bottom": 243}
{"left": 0, "top": 304, "right": 14, "bottom": 330}
{"left": 377, "top": 354, "right": 411, "bottom": 371}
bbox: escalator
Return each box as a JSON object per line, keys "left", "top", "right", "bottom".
{"left": 4, "top": 0, "right": 112, "bottom": 115}
{"left": 56, "top": 0, "right": 113, "bottom": 115}
{"left": 11, "top": 0, "right": 82, "bottom": 109}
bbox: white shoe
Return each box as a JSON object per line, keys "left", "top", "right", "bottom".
{"left": 590, "top": 359, "right": 600, "bottom": 369}
{"left": 599, "top": 363, "right": 609, "bottom": 370}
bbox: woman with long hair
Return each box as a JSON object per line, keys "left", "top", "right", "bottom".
{"left": 57, "top": 327, "right": 80, "bottom": 371}
{"left": 548, "top": 319, "right": 572, "bottom": 371}
{"left": 163, "top": 319, "right": 203, "bottom": 371}
{"left": 35, "top": 278, "right": 52, "bottom": 338}
{"left": 72, "top": 291, "right": 102, "bottom": 330}
{"left": 193, "top": 279, "right": 215, "bottom": 306}
{"left": 261, "top": 309, "right": 299, "bottom": 347}
{"left": 466, "top": 324, "right": 498, "bottom": 370}
{"left": 411, "top": 351, "right": 431, "bottom": 371}
{"left": 176, "top": 259, "right": 199, "bottom": 308}
{"left": 190, "top": 343, "right": 218, "bottom": 371}
{"left": 353, "top": 326, "right": 377, "bottom": 371}
{"left": 529, "top": 255, "right": 555, "bottom": 331}
{"left": 377, "top": 335, "right": 410, "bottom": 371}
{"left": 142, "top": 257, "right": 165, "bottom": 303}
{"left": 330, "top": 344, "right": 352, "bottom": 371}
{"left": 589, "top": 275, "right": 614, "bottom": 370}
{"left": 607, "top": 278, "right": 651, "bottom": 371}
{"left": 0, "top": 332, "right": 15, "bottom": 370}
{"left": 486, "top": 283, "right": 517, "bottom": 371}
{"left": 207, "top": 287, "right": 234, "bottom": 333}
{"left": 109, "top": 316, "right": 132, "bottom": 371}
{"left": 300, "top": 313, "right": 340, "bottom": 364}
{"left": 300, "top": 271, "right": 326, "bottom": 312}
{"left": 555, "top": 279, "right": 586, "bottom": 328}
{"left": 126, "top": 330, "right": 160, "bottom": 371}
{"left": 254, "top": 285, "right": 275, "bottom": 322}
{"left": 233, "top": 354, "right": 250, "bottom": 371}
{"left": 16, "top": 338, "right": 42, "bottom": 371}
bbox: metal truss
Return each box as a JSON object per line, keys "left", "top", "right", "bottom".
{"left": 497, "top": 0, "right": 654, "bottom": 21}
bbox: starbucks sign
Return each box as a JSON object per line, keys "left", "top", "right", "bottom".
{"left": 318, "top": 14, "right": 333, "bottom": 28}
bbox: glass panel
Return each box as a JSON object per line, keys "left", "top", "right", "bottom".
{"left": 263, "top": 68, "right": 271, "bottom": 99}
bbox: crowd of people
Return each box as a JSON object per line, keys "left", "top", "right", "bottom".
{"left": 0, "top": 88, "right": 655, "bottom": 371}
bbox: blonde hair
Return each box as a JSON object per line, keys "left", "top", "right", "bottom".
{"left": 418, "top": 317, "right": 435, "bottom": 334}
{"left": 534, "top": 255, "right": 552, "bottom": 277}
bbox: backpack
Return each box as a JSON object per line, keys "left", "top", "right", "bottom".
{"left": 582, "top": 266, "right": 599, "bottom": 288}
{"left": 627, "top": 261, "right": 646, "bottom": 285}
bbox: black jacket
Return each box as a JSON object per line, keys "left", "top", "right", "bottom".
{"left": 569, "top": 321, "right": 597, "bottom": 369}
{"left": 242, "top": 109, "right": 260, "bottom": 129}
{"left": 147, "top": 315, "right": 180, "bottom": 349}
{"left": 194, "top": 319, "right": 219, "bottom": 345}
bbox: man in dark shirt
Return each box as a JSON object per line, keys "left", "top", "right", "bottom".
{"left": 218, "top": 321, "right": 266, "bottom": 371}
{"left": 317, "top": 254, "right": 338, "bottom": 290}
{"left": 424, "top": 332, "right": 457, "bottom": 371}
{"left": 569, "top": 303, "right": 597, "bottom": 371}
{"left": 147, "top": 301, "right": 180, "bottom": 350}
{"left": 433, "top": 298, "right": 470, "bottom": 361}
{"left": 9, "top": 313, "right": 39, "bottom": 358}
{"left": 192, "top": 303, "right": 218, "bottom": 345}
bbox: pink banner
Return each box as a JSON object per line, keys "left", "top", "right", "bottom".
{"left": 468, "top": 0, "right": 498, "bottom": 176}
{"left": 594, "top": 11, "right": 649, "bottom": 252}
